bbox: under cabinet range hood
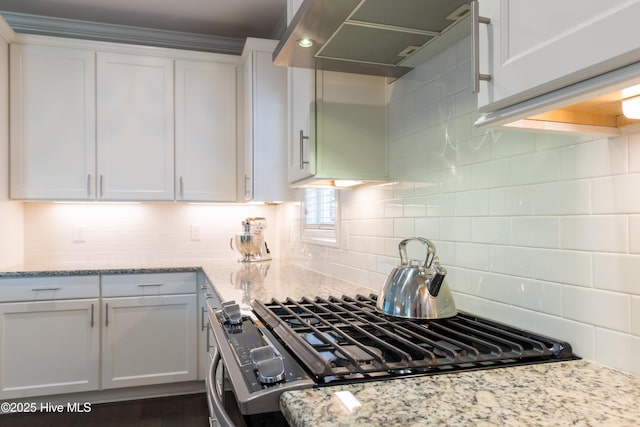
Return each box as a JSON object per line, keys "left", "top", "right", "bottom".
{"left": 273, "top": 0, "right": 472, "bottom": 78}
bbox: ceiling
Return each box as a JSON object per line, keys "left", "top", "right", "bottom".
{"left": 0, "top": 0, "right": 287, "bottom": 40}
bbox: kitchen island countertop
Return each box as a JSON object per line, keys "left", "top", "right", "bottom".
{"left": 2, "top": 259, "right": 639, "bottom": 426}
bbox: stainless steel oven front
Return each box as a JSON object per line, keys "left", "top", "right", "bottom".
{"left": 206, "top": 301, "right": 315, "bottom": 427}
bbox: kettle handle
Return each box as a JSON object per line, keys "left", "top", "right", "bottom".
{"left": 398, "top": 237, "right": 436, "bottom": 268}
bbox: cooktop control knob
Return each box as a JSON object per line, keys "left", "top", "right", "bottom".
{"left": 250, "top": 345, "right": 285, "bottom": 384}
{"left": 222, "top": 302, "right": 242, "bottom": 325}
{"left": 255, "top": 356, "right": 286, "bottom": 384}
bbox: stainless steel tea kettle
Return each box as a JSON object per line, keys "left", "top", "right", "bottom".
{"left": 376, "top": 237, "right": 456, "bottom": 319}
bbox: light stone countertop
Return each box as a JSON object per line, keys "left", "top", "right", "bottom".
{"left": 280, "top": 359, "right": 640, "bottom": 427}
{"left": 2, "top": 259, "right": 639, "bottom": 426}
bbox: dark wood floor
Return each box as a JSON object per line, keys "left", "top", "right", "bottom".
{"left": 0, "top": 393, "right": 209, "bottom": 427}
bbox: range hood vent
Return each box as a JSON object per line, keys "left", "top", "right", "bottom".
{"left": 273, "top": 0, "right": 472, "bottom": 78}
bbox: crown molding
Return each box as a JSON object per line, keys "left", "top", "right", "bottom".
{"left": 0, "top": 11, "right": 245, "bottom": 55}
{"left": 0, "top": 13, "right": 15, "bottom": 42}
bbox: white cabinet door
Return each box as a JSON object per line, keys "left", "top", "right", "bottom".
{"left": 102, "top": 294, "right": 197, "bottom": 389}
{"left": 288, "top": 66, "right": 316, "bottom": 183}
{"left": 242, "top": 40, "right": 292, "bottom": 201}
{"left": 478, "top": 0, "right": 640, "bottom": 112}
{"left": 96, "top": 52, "right": 174, "bottom": 201}
{"left": 10, "top": 44, "right": 96, "bottom": 200}
{"left": 0, "top": 299, "right": 100, "bottom": 399}
{"left": 175, "top": 60, "right": 237, "bottom": 202}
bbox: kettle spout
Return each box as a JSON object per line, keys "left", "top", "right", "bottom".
{"left": 427, "top": 259, "right": 447, "bottom": 297}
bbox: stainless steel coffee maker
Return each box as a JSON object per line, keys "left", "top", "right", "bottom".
{"left": 230, "top": 217, "right": 271, "bottom": 262}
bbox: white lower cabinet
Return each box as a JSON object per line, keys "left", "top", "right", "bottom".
{"left": 100, "top": 272, "right": 198, "bottom": 389}
{"left": 101, "top": 294, "right": 197, "bottom": 388}
{"left": 0, "top": 272, "right": 199, "bottom": 399}
{"left": 0, "top": 276, "right": 100, "bottom": 399}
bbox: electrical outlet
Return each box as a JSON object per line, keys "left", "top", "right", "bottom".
{"left": 72, "top": 225, "right": 85, "bottom": 243}
{"left": 191, "top": 224, "right": 202, "bottom": 241}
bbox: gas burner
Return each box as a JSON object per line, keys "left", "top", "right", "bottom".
{"left": 286, "top": 316, "right": 321, "bottom": 328}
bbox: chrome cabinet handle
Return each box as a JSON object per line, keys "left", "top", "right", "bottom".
{"left": 179, "top": 176, "right": 184, "bottom": 199}
{"left": 105, "top": 302, "right": 109, "bottom": 327}
{"left": 472, "top": 0, "right": 491, "bottom": 93}
{"left": 87, "top": 174, "right": 92, "bottom": 198}
{"left": 201, "top": 306, "right": 206, "bottom": 331}
{"left": 32, "top": 287, "right": 61, "bottom": 292}
{"left": 137, "top": 283, "right": 163, "bottom": 287}
{"left": 90, "top": 303, "right": 95, "bottom": 327}
{"left": 244, "top": 174, "right": 251, "bottom": 196}
{"left": 299, "top": 129, "right": 309, "bottom": 169}
{"left": 99, "top": 175, "right": 104, "bottom": 198}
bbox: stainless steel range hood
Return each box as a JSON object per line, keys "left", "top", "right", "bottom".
{"left": 273, "top": 0, "right": 472, "bottom": 78}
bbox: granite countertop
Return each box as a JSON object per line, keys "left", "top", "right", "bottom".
{"left": 2, "top": 259, "right": 639, "bottom": 426}
{"left": 280, "top": 359, "right": 640, "bottom": 427}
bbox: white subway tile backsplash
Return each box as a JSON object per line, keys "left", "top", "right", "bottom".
{"left": 511, "top": 278, "right": 563, "bottom": 316}
{"left": 595, "top": 329, "right": 640, "bottom": 375}
{"left": 511, "top": 217, "right": 560, "bottom": 248}
{"left": 593, "top": 253, "right": 640, "bottom": 294}
{"left": 563, "top": 286, "right": 630, "bottom": 332}
{"left": 632, "top": 296, "right": 640, "bottom": 336}
{"left": 455, "top": 190, "right": 489, "bottom": 216}
{"left": 490, "top": 130, "right": 535, "bottom": 159}
{"left": 471, "top": 217, "right": 510, "bottom": 245}
{"left": 393, "top": 218, "right": 414, "bottom": 238}
{"left": 414, "top": 217, "right": 440, "bottom": 239}
{"left": 560, "top": 216, "right": 628, "bottom": 252}
{"left": 440, "top": 217, "right": 471, "bottom": 242}
{"left": 403, "top": 196, "right": 427, "bottom": 217}
{"left": 471, "top": 158, "right": 511, "bottom": 190}
{"left": 631, "top": 215, "right": 640, "bottom": 254}
{"left": 440, "top": 165, "right": 472, "bottom": 193}
{"left": 533, "top": 249, "right": 592, "bottom": 287}
{"left": 454, "top": 242, "right": 490, "bottom": 270}
{"left": 426, "top": 193, "right": 456, "bottom": 217}
{"left": 592, "top": 175, "right": 640, "bottom": 213}
{"left": 534, "top": 180, "right": 591, "bottom": 215}
{"left": 489, "top": 186, "right": 535, "bottom": 216}
{"left": 560, "top": 137, "right": 628, "bottom": 180}
{"left": 509, "top": 150, "right": 562, "bottom": 186}
{"left": 471, "top": 271, "right": 511, "bottom": 304}
{"left": 489, "top": 246, "right": 534, "bottom": 277}
{"left": 629, "top": 133, "right": 640, "bottom": 172}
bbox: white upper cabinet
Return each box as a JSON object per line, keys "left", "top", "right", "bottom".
{"left": 96, "top": 52, "right": 175, "bottom": 201}
{"left": 242, "top": 38, "right": 293, "bottom": 202}
{"left": 175, "top": 60, "right": 237, "bottom": 202}
{"left": 285, "top": 0, "right": 387, "bottom": 187}
{"left": 477, "top": 0, "right": 640, "bottom": 113}
{"left": 288, "top": 68, "right": 387, "bottom": 186}
{"left": 9, "top": 34, "right": 240, "bottom": 202}
{"left": 287, "top": 0, "right": 316, "bottom": 184}
{"left": 10, "top": 43, "right": 96, "bottom": 200}
{"left": 287, "top": 66, "right": 316, "bottom": 183}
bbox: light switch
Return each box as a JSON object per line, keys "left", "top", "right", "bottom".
{"left": 72, "top": 225, "right": 85, "bottom": 243}
{"left": 191, "top": 224, "right": 202, "bottom": 241}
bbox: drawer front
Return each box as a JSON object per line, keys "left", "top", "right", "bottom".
{"left": 101, "top": 272, "right": 197, "bottom": 297}
{"left": 0, "top": 275, "right": 100, "bottom": 302}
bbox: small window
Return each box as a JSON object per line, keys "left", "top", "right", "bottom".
{"left": 302, "top": 188, "right": 338, "bottom": 245}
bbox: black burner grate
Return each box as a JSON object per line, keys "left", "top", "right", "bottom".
{"left": 252, "top": 294, "right": 574, "bottom": 384}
